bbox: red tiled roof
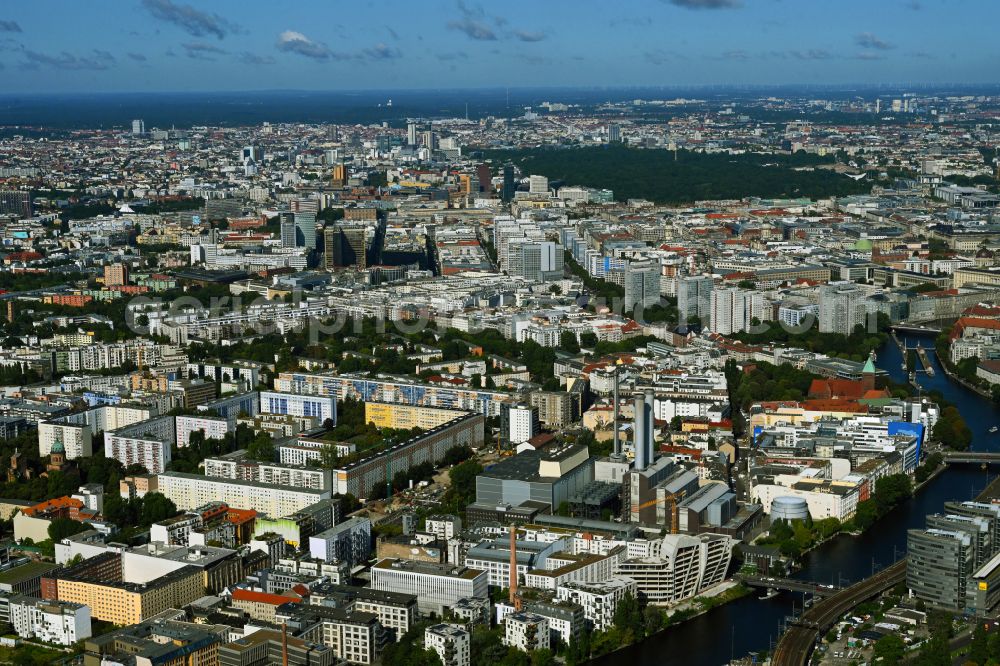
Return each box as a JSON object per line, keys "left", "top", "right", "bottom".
{"left": 952, "top": 317, "right": 1000, "bottom": 340}
{"left": 232, "top": 589, "right": 302, "bottom": 606}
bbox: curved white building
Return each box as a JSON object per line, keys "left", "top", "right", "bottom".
{"left": 616, "top": 532, "right": 735, "bottom": 604}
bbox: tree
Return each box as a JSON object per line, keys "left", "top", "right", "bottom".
{"left": 246, "top": 432, "right": 275, "bottom": 462}
{"left": 612, "top": 591, "right": 644, "bottom": 641}
{"left": 933, "top": 405, "right": 972, "bottom": 450}
{"left": 559, "top": 331, "right": 580, "bottom": 354}
{"left": 140, "top": 492, "right": 177, "bottom": 525}
{"left": 643, "top": 605, "right": 664, "bottom": 635}
{"left": 968, "top": 622, "right": 989, "bottom": 666}
{"left": 48, "top": 517, "right": 89, "bottom": 542}
{"left": 446, "top": 460, "right": 482, "bottom": 506}
{"left": 872, "top": 634, "right": 905, "bottom": 664}
{"left": 530, "top": 649, "right": 555, "bottom": 666}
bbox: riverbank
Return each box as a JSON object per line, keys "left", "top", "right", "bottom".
{"left": 584, "top": 582, "right": 751, "bottom": 664}
{"left": 937, "top": 352, "right": 993, "bottom": 399}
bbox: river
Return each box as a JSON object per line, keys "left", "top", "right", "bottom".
{"left": 588, "top": 336, "right": 1000, "bottom": 666}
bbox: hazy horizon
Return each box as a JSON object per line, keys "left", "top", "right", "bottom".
{"left": 1, "top": 0, "right": 999, "bottom": 94}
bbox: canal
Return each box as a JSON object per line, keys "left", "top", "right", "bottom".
{"left": 589, "top": 336, "right": 1000, "bottom": 666}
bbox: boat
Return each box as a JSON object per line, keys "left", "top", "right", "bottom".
{"left": 990, "top": 426, "right": 998, "bottom": 434}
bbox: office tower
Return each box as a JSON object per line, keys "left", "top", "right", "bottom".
{"left": 476, "top": 164, "right": 492, "bottom": 193}
{"left": 241, "top": 145, "right": 262, "bottom": 162}
{"left": 131, "top": 119, "right": 144, "bottom": 135}
{"left": 279, "top": 212, "right": 296, "bottom": 249}
{"left": 294, "top": 212, "right": 317, "bottom": 250}
{"left": 607, "top": 123, "right": 621, "bottom": 142}
{"left": 104, "top": 264, "right": 129, "bottom": 287}
{"left": 324, "top": 226, "right": 367, "bottom": 270}
{"left": 502, "top": 164, "right": 515, "bottom": 203}
{"left": 818, "top": 284, "right": 868, "bottom": 335}
{"left": 204, "top": 198, "right": 243, "bottom": 221}
{"left": 624, "top": 262, "right": 660, "bottom": 311}
{"left": 528, "top": 175, "right": 548, "bottom": 195}
{"left": 331, "top": 163, "right": 347, "bottom": 188}
{"left": 512, "top": 241, "right": 563, "bottom": 282}
{"left": 342, "top": 228, "right": 366, "bottom": 269}
{"left": 0, "top": 190, "right": 32, "bottom": 218}
{"left": 907, "top": 527, "right": 974, "bottom": 612}
{"left": 407, "top": 121, "right": 418, "bottom": 146}
{"left": 458, "top": 174, "right": 472, "bottom": 195}
{"left": 709, "top": 287, "right": 765, "bottom": 335}
{"left": 323, "top": 226, "right": 338, "bottom": 270}
{"left": 676, "top": 275, "right": 713, "bottom": 325}
{"left": 944, "top": 502, "right": 1000, "bottom": 550}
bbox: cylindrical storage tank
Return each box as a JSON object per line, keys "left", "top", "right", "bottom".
{"left": 770, "top": 496, "right": 809, "bottom": 523}
{"left": 634, "top": 393, "right": 646, "bottom": 471}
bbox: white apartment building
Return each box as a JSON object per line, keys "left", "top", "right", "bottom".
{"left": 175, "top": 415, "right": 230, "bottom": 447}
{"left": 508, "top": 404, "right": 539, "bottom": 445}
{"left": 204, "top": 453, "right": 333, "bottom": 491}
{"left": 778, "top": 303, "right": 819, "bottom": 329}
{"left": 528, "top": 175, "right": 549, "bottom": 194}
{"left": 709, "top": 287, "right": 766, "bottom": 336}
{"left": 259, "top": 390, "right": 337, "bottom": 423}
{"left": 371, "top": 558, "right": 489, "bottom": 615}
{"left": 156, "top": 471, "right": 330, "bottom": 517}
{"left": 425, "top": 623, "right": 471, "bottom": 666}
{"left": 624, "top": 261, "right": 660, "bottom": 311}
{"left": 308, "top": 518, "right": 372, "bottom": 567}
{"left": 350, "top": 593, "right": 416, "bottom": 637}
{"left": 301, "top": 610, "right": 381, "bottom": 666}
{"left": 10, "top": 596, "right": 91, "bottom": 646}
{"left": 425, "top": 515, "right": 462, "bottom": 541}
{"left": 818, "top": 283, "right": 869, "bottom": 335}
{"left": 504, "top": 612, "right": 550, "bottom": 652}
{"left": 556, "top": 577, "right": 638, "bottom": 632}
{"left": 523, "top": 547, "right": 627, "bottom": 591}
{"left": 105, "top": 417, "right": 173, "bottom": 474}
{"left": 40, "top": 404, "right": 154, "bottom": 459}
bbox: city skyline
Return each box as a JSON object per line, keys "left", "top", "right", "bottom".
{"left": 0, "top": 0, "right": 998, "bottom": 93}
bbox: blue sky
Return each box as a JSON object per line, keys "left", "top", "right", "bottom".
{"left": 0, "top": 0, "right": 997, "bottom": 93}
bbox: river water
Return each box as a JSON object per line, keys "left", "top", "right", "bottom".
{"left": 588, "top": 336, "right": 1000, "bottom": 666}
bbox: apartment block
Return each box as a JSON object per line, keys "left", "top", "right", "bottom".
{"left": 9, "top": 595, "right": 91, "bottom": 646}
{"left": 425, "top": 623, "right": 470, "bottom": 666}
{"left": 157, "top": 471, "right": 331, "bottom": 517}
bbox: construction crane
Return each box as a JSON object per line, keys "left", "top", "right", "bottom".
{"left": 630, "top": 490, "right": 686, "bottom": 534}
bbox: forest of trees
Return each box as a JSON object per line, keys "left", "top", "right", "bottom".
{"left": 483, "top": 145, "right": 872, "bottom": 204}
{"left": 727, "top": 360, "right": 818, "bottom": 410}
{"left": 731, "top": 314, "right": 891, "bottom": 364}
